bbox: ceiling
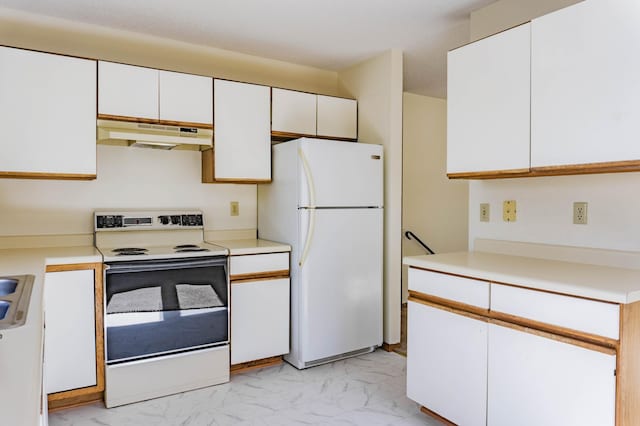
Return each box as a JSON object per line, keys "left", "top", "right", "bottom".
{"left": 0, "top": 0, "right": 495, "bottom": 98}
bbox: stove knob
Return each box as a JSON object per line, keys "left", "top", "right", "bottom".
{"left": 158, "top": 216, "right": 170, "bottom": 225}
{"left": 196, "top": 215, "right": 203, "bottom": 226}
{"left": 171, "top": 215, "right": 181, "bottom": 225}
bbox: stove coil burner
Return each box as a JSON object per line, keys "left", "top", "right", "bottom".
{"left": 112, "top": 248, "right": 149, "bottom": 253}
{"left": 115, "top": 251, "right": 149, "bottom": 256}
{"left": 173, "top": 245, "right": 200, "bottom": 249}
{"left": 175, "top": 248, "right": 210, "bottom": 253}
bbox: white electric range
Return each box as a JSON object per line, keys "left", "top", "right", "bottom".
{"left": 94, "top": 210, "right": 230, "bottom": 408}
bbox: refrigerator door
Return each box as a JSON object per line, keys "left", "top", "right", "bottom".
{"left": 298, "top": 139, "right": 383, "bottom": 208}
{"left": 298, "top": 207, "right": 383, "bottom": 363}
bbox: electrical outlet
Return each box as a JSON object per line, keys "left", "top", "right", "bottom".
{"left": 480, "top": 203, "right": 490, "bottom": 222}
{"left": 230, "top": 201, "right": 239, "bottom": 216}
{"left": 573, "top": 202, "right": 588, "bottom": 224}
{"left": 503, "top": 200, "right": 517, "bottom": 222}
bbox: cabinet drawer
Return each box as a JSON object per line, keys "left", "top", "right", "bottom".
{"left": 491, "top": 283, "right": 620, "bottom": 340}
{"left": 230, "top": 253, "right": 289, "bottom": 279}
{"left": 408, "top": 268, "right": 490, "bottom": 309}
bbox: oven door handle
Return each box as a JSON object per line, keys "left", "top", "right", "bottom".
{"left": 106, "top": 257, "right": 227, "bottom": 274}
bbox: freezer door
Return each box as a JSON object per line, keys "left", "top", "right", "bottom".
{"left": 298, "top": 208, "right": 383, "bottom": 363}
{"left": 298, "top": 139, "right": 383, "bottom": 208}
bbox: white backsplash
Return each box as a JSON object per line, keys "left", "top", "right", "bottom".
{"left": 0, "top": 145, "right": 256, "bottom": 237}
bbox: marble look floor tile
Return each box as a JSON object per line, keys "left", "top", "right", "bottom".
{"left": 48, "top": 350, "right": 439, "bottom": 426}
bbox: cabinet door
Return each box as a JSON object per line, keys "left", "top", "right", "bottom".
{"left": 531, "top": 0, "right": 640, "bottom": 168}
{"left": 44, "top": 270, "right": 97, "bottom": 394}
{"left": 488, "top": 323, "right": 616, "bottom": 426}
{"left": 0, "top": 47, "right": 96, "bottom": 176}
{"left": 98, "top": 61, "right": 158, "bottom": 120}
{"left": 407, "top": 301, "right": 487, "bottom": 426}
{"left": 447, "top": 23, "right": 530, "bottom": 175}
{"left": 271, "top": 88, "right": 317, "bottom": 136}
{"left": 159, "top": 70, "right": 213, "bottom": 126}
{"left": 214, "top": 79, "right": 271, "bottom": 181}
{"left": 231, "top": 277, "right": 290, "bottom": 365}
{"left": 316, "top": 95, "right": 357, "bottom": 140}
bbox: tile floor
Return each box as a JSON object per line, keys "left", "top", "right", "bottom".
{"left": 49, "top": 350, "right": 437, "bottom": 426}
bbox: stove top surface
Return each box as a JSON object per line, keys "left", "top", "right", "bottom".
{"left": 100, "top": 242, "right": 227, "bottom": 262}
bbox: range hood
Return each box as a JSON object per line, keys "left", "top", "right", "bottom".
{"left": 97, "top": 119, "right": 213, "bottom": 150}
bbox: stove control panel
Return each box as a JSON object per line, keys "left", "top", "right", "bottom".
{"left": 95, "top": 211, "right": 204, "bottom": 230}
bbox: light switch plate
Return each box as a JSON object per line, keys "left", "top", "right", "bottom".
{"left": 230, "top": 201, "right": 239, "bottom": 216}
{"left": 480, "top": 203, "right": 490, "bottom": 222}
{"left": 503, "top": 200, "right": 516, "bottom": 222}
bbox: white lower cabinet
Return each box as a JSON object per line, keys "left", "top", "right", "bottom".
{"left": 407, "top": 301, "right": 487, "bottom": 426}
{"left": 231, "top": 277, "right": 290, "bottom": 365}
{"left": 487, "top": 323, "right": 616, "bottom": 426}
{"left": 44, "top": 269, "right": 97, "bottom": 394}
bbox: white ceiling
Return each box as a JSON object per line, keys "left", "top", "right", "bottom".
{"left": 0, "top": 0, "right": 495, "bottom": 98}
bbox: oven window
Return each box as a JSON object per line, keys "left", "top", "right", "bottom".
{"left": 105, "top": 257, "right": 228, "bottom": 363}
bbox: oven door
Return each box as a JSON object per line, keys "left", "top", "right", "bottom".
{"left": 105, "top": 256, "right": 228, "bottom": 364}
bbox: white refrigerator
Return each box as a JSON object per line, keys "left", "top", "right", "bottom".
{"left": 258, "top": 138, "right": 383, "bottom": 369}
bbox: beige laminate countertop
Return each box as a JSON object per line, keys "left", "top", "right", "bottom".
{"left": 404, "top": 251, "right": 640, "bottom": 304}
{"left": 0, "top": 246, "right": 102, "bottom": 426}
{"left": 211, "top": 239, "right": 291, "bottom": 256}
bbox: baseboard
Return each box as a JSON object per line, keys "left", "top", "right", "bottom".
{"left": 48, "top": 391, "right": 103, "bottom": 412}
{"left": 381, "top": 342, "right": 401, "bottom": 352}
{"left": 231, "top": 356, "right": 283, "bottom": 374}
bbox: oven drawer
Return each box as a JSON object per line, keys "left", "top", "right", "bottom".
{"left": 105, "top": 345, "right": 229, "bottom": 408}
{"left": 229, "top": 252, "right": 289, "bottom": 280}
{"left": 491, "top": 283, "right": 620, "bottom": 340}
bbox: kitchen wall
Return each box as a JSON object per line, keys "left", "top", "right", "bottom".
{"left": 0, "top": 7, "right": 339, "bottom": 95}
{"left": 469, "top": 0, "right": 582, "bottom": 41}
{"left": 402, "top": 93, "right": 468, "bottom": 302}
{"left": 338, "top": 49, "right": 404, "bottom": 345}
{"left": 466, "top": 0, "right": 640, "bottom": 254}
{"left": 0, "top": 145, "right": 256, "bottom": 238}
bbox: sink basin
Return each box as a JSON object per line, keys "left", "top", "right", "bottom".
{"left": 0, "top": 278, "right": 18, "bottom": 296}
{"left": 0, "top": 275, "right": 34, "bottom": 329}
{"left": 0, "top": 301, "right": 9, "bottom": 320}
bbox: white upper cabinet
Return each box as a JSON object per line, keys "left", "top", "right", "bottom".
{"left": 316, "top": 95, "right": 357, "bottom": 140}
{"left": 447, "top": 23, "right": 531, "bottom": 175}
{"left": 98, "top": 61, "right": 213, "bottom": 126}
{"left": 213, "top": 79, "right": 271, "bottom": 181}
{"left": 271, "top": 88, "right": 317, "bottom": 136}
{"left": 159, "top": 70, "right": 213, "bottom": 125}
{"left": 0, "top": 47, "right": 96, "bottom": 177}
{"left": 531, "top": 0, "right": 640, "bottom": 168}
{"left": 98, "top": 61, "right": 158, "bottom": 120}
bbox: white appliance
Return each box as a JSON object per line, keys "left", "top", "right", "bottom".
{"left": 97, "top": 119, "right": 213, "bottom": 150}
{"left": 94, "top": 210, "right": 230, "bottom": 408}
{"left": 258, "top": 138, "right": 383, "bottom": 369}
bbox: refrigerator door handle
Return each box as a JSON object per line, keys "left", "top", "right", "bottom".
{"left": 299, "top": 208, "right": 316, "bottom": 267}
{"left": 298, "top": 148, "right": 316, "bottom": 207}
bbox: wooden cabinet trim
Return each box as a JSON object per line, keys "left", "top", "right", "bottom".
{"left": 97, "top": 113, "right": 213, "bottom": 129}
{"left": 419, "top": 406, "right": 456, "bottom": 426}
{"left": 410, "top": 288, "right": 619, "bottom": 348}
{"left": 447, "top": 168, "right": 531, "bottom": 179}
{"left": 0, "top": 171, "right": 96, "bottom": 181}
{"left": 408, "top": 294, "right": 489, "bottom": 323}
{"left": 230, "top": 270, "right": 290, "bottom": 282}
{"left": 491, "top": 310, "right": 618, "bottom": 349}
{"left": 489, "top": 318, "right": 616, "bottom": 356}
{"left": 46, "top": 263, "right": 105, "bottom": 409}
{"left": 447, "top": 160, "right": 640, "bottom": 180}
{"left": 617, "top": 301, "right": 640, "bottom": 424}
{"left": 230, "top": 355, "right": 283, "bottom": 374}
